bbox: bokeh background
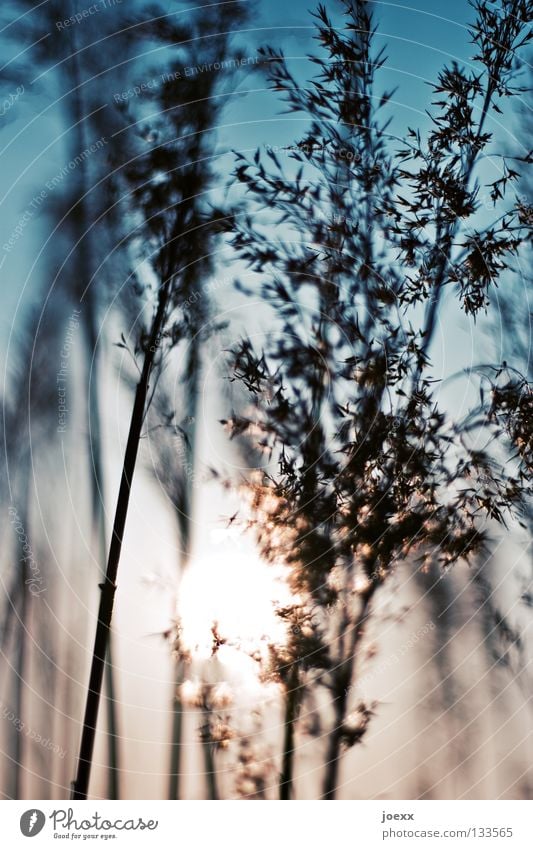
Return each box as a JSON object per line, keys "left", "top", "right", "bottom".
{"left": 0, "top": 0, "right": 531, "bottom": 800}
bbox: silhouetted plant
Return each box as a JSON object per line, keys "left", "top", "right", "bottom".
{"left": 71, "top": 0, "right": 249, "bottom": 799}
{"left": 146, "top": 385, "right": 196, "bottom": 800}
{"left": 0, "top": 306, "right": 61, "bottom": 798}
{"left": 220, "top": 0, "right": 532, "bottom": 799}
{"left": 472, "top": 77, "right": 533, "bottom": 708}
{"left": 0, "top": 0, "right": 151, "bottom": 798}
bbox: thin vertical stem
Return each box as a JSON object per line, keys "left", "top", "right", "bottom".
{"left": 417, "top": 80, "right": 496, "bottom": 374}
{"left": 67, "top": 21, "right": 122, "bottom": 800}
{"left": 72, "top": 281, "right": 172, "bottom": 800}
{"left": 322, "top": 587, "right": 375, "bottom": 800}
{"left": 168, "top": 337, "right": 200, "bottom": 799}
{"left": 168, "top": 659, "right": 184, "bottom": 800}
{"left": 13, "top": 548, "right": 28, "bottom": 799}
{"left": 279, "top": 664, "right": 300, "bottom": 800}
{"left": 201, "top": 706, "right": 219, "bottom": 801}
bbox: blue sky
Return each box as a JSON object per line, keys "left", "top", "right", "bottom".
{"left": 214, "top": 0, "right": 525, "bottom": 181}
{"left": 0, "top": 0, "right": 526, "bottom": 369}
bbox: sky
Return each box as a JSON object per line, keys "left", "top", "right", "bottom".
{"left": 1, "top": 0, "right": 525, "bottom": 357}
{"left": 3, "top": 0, "right": 525, "bottom": 365}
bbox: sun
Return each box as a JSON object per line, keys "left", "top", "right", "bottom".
{"left": 176, "top": 527, "right": 291, "bottom": 668}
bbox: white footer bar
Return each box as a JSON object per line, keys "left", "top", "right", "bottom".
{"left": 2, "top": 800, "right": 531, "bottom": 848}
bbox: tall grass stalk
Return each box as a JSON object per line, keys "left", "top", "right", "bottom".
{"left": 72, "top": 277, "right": 173, "bottom": 799}
{"left": 168, "top": 339, "right": 200, "bottom": 800}
{"left": 68, "top": 36, "right": 122, "bottom": 800}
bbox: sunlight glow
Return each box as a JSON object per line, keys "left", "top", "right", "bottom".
{"left": 177, "top": 532, "right": 291, "bottom": 667}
